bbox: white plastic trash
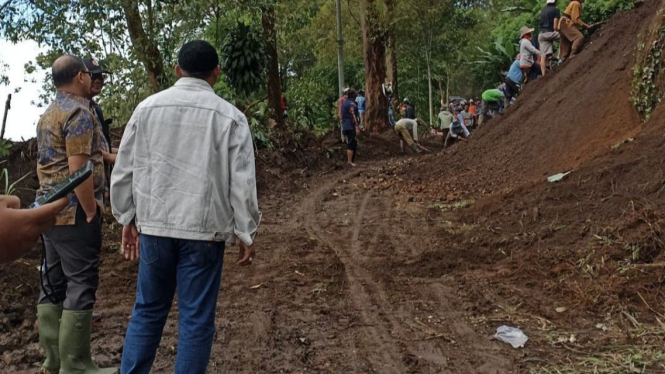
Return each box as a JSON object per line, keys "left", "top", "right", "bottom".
{"left": 493, "top": 325, "right": 528, "bottom": 348}
{"left": 547, "top": 171, "right": 572, "bottom": 183}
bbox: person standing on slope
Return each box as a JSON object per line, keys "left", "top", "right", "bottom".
{"left": 559, "top": 0, "right": 591, "bottom": 62}
{"left": 341, "top": 89, "right": 361, "bottom": 167}
{"left": 356, "top": 89, "right": 367, "bottom": 131}
{"left": 538, "top": 0, "right": 561, "bottom": 76}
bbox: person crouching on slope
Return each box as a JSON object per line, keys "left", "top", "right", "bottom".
{"left": 519, "top": 26, "right": 543, "bottom": 84}
{"left": 505, "top": 54, "right": 523, "bottom": 107}
{"left": 394, "top": 118, "right": 421, "bottom": 154}
{"left": 478, "top": 87, "right": 506, "bottom": 126}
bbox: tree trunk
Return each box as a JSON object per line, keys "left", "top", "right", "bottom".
{"left": 360, "top": 0, "right": 388, "bottom": 133}
{"left": 1, "top": 94, "right": 10, "bottom": 140}
{"left": 262, "top": 6, "right": 284, "bottom": 128}
{"left": 427, "top": 52, "right": 433, "bottom": 128}
{"left": 385, "top": 0, "right": 398, "bottom": 114}
{"left": 121, "top": 0, "right": 168, "bottom": 93}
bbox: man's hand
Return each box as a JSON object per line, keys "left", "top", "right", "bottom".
{"left": 122, "top": 222, "right": 140, "bottom": 261}
{"left": 355, "top": 127, "right": 360, "bottom": 136}
{"left": 236, "top": 241, "right": 256, "bottom": 266}
{"left": 0, "top": 195, "right": 69, "bottom": 264}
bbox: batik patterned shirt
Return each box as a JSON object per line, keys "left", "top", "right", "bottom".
{"left": 36, "top": 91, "right": 108, "bottom": 225}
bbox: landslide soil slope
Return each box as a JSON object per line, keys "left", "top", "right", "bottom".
{"left": 1, "top": 2, "right": 665, "bottom": 373}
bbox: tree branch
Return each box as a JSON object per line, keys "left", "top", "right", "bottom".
{"left": 346, "top": 0, "right": 361, "bottom": 28}
{"left": 0, "top": 0, "right": 16, "bottom": 14}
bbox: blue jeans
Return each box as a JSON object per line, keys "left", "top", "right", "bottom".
{"left": 121, "top": 234, "right": 225, "bottom": 374}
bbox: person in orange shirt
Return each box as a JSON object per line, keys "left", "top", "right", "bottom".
{"left": 468, "top": 99, "right": 477, "bottom": 126}
{"left": 559, "top": 0, "right": 591, "bottom": 62}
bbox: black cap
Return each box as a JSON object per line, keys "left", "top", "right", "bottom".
{"left": 83, "top": 58, "right": 110, "bottom": 74}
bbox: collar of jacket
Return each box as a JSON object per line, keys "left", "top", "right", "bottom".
{"left": 174, "top": 77, "right": 214, "bottom": 92}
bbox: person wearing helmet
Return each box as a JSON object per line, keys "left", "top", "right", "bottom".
{"left": 519, "top": 26, "right": 542, "bottom": 84}
{"left": 539, "top": 0, "right": 561, "bottom": 76}
{"left": 478, "top": 87, "right": 505, "bottom": 125}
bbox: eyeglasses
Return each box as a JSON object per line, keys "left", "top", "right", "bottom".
{"left": 80, "top": 70, "right": 92, "bottom": 78}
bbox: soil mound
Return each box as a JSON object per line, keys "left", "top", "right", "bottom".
{"left": 408, "top": 0, "right": 656, "bottom": 198}
{"left": 387, "top": 0, "right": 665, "bottom": 356}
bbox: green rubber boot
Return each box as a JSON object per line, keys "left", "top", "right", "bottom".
{"left": 37, "top": 303, "right": 63, "bottom": 373}
{"left": 59, "top": 310, "right": 118, "bottom": 374}
{"left": 409, "top": 143, "right": 421, "bottom": 154}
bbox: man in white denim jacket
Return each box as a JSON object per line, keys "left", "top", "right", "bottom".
{"left": 110, "top": 40, "right": 261, "bottom": 374}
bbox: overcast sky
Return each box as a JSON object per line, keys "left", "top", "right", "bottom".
{"left": 0, "top": 39, "right": 47, "bottom": 141}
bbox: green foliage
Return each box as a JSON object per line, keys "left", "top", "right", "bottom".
{"left": 0, "top": 139, "right": 11, "bottom": 159}
{"left": 0, "top": 167, "right": 30, "bottom": 195}
{"left": 222, "top": 23, "right": 266, "bottom": 97}
{"left": 467, "top": 0, "right": 635, "bottom": 91}
{"left": 584, "top": 0, "right": 635, "bottom": 24}
{"left": 0, "top": 0, "right": 213, "bottom": 125}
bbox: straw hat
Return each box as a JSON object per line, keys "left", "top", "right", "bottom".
{"left": 520, "top": 26, "right": 535, "bottom": 38}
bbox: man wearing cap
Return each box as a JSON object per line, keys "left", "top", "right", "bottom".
{"left": 538, "top": 0, "right": 561, "bottom": 76}
{"left": 560, "top": 0, "right": 591, "bottom": 62}
{"left": 519, "top": 26, "right": 543, "bottom": 84}
{"left": 111, "top": 40, "right": 261, "bottom": 373}
{"left": 35, "top": 55, "right": 115, "bottom": 374}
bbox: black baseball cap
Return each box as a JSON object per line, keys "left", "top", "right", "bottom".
{"left": 83, "top": 58, "right": 110, "bottom": 74}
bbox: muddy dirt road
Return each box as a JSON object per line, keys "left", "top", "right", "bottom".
{"left": 1, "top": 156, "right": 527, "bottom": 374}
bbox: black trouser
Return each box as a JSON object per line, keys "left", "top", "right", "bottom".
{"left": 504, "top": 78, "right": 520, "bottom": 105}
{"left": 39, "top": 204, "right": 102, "bottom": 310}
{"left": 343, "top": 129, "right": 357, "bottom": 162}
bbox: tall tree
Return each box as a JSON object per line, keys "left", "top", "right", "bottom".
{"left": 121, "top": 0, "right": 169, "bottom": 92}
{"left": 359, "top": 0, "right": 388, "bottom": 133}
{"left": 385, "top": 0, "right": 398, "bottom": 113}
{"left": 262, "top": 5, "right": 284, "bottom": 127}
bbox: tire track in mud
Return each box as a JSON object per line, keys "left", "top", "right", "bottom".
{"left": 300, "top": 169, "right": 410, "bottom": 373}
{"left": 299, "top": 167, "right": 517, "bottom": 373}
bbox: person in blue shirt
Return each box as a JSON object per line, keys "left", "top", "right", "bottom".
{"left": 341, "top": 89, "right": 361, "bottom": 167}
{"left": 504, "top": 54, "right": 523, "bottom": 107}
{"left": 356, "top": 89, "right": 366, "bottom": 130}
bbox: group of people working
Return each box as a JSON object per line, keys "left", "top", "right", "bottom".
{"left": 478, "top": 0, "right": 593, "bottom": 124}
